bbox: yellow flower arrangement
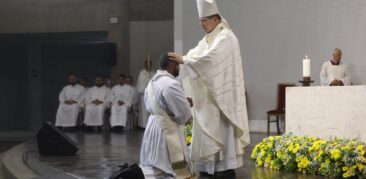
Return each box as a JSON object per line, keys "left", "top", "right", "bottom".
{"left": 251, "top": 134, "right": 366, "bottom": 178}
{"left": 331, "top": 149, "right": 342, "bottom": 160}
{"left": 186, "top": 135, "right": 192, "bottom": 145}
{"left": 296, "top": 156, "right": 310, "bottom": 172}
{"left": 185, "top": 122, "right": 192, "bottom": 145}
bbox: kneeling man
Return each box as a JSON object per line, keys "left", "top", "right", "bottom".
{"left": 140, "top": 53, "right": 194, "bottom": 178}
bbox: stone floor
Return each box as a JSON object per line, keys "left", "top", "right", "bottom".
{"left": 0, "top": 142, "right": 20, "bottom": 153}
{"left": 15, "top": 129, "right": 326, "bottom": 179}
{"left": 0, "top": 130, "right": 37, "bottom": 153}
{"left": 0, "top": 131, "right": 38, "bottom": 179}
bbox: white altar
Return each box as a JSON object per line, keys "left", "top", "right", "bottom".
{"left": 286, "top": 86, "right": 366, "bottom": 142}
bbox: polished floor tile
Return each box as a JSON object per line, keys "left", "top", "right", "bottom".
{"left": 21, "top": 130, "right": 324, "bottom": 179}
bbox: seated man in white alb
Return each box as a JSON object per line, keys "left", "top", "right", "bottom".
{"left": 125, "top": 76, "right": 139, "bottom": 106}
{"left": 84, "top": 76, "right": 111, "bottom": 131}
{"left": 109, "top": 74, "right": 136, "bottom": 132}
{"left": 55, "top": 74, "right": 85, "bottom": 130}
{"left": 77, "top": 76, "right": 90, "bottom": 126}
{"left": 320, "top": 48, "right": 351, "bottom": 86}
{"left": 125, "top": 75, "right": 140, "bottom": 129}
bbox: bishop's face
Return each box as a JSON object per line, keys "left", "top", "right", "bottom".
{"left": 199, "top": 17, "right": 218, "bottom": 34}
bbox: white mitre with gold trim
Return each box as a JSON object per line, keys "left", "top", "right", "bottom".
{"left": 196, "top": 0, "right": 220, "bottom": 18}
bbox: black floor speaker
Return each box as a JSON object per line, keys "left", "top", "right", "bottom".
{"left": 36, "top": 122, "right": 79, "bottom": 155}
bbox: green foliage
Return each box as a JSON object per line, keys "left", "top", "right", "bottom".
{"left": 251, "top": 134, "right": 366, "bottom": 178}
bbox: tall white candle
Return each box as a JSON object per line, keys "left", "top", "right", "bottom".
{"left": 303, "top": 55, "right": 311, "bottom": 77}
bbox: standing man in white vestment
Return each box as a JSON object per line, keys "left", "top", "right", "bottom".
{"left": 84, "top": 76, "right": 111, "bottom": 131}
{"left": 109, "top": 74, "right": 135, "bottom": 131}
{"left": 136, "top": 59, "right": 155, "bottom": 128}
{"left": 55, "top": 74, "right": 85, "bottom": 130}
{"left": 140, "top": 53, "right": 194, "bottom": 178}
{"left": 169, "top": 0, "right": 250, "bottom": 177}
{"left": 320, "top": 48, "right": 351, "bottom": 86}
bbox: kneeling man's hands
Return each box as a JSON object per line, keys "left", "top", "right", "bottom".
{"left": 187, "top": 97, "right": 193, "bottom": 107}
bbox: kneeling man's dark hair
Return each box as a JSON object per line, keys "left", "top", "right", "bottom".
{"left": 159, "top": 52, "right": 177, "bottom": 70}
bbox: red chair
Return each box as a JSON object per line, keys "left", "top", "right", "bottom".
{"left": 267, "top": 83, "right": 295, "bottom": 136}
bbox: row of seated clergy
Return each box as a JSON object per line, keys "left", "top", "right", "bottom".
{"left": 55, "top": 74, "right": 139, "bottom": 130}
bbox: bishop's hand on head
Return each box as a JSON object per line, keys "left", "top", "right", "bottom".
{"left": 168, "top": 52, "right": 183, "bottom": 64}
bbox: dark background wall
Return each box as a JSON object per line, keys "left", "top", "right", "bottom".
{"left": 0, "top": 42, "right": 28, "bottom": 130}
{"left": 129, "top": 0, "right": 173, "bottom": 21}
{"left": 0, "top": 32, "right": 113, "bottom": 130}
{"left": 0, "top": 0, "right": 173, "bottom": 130}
